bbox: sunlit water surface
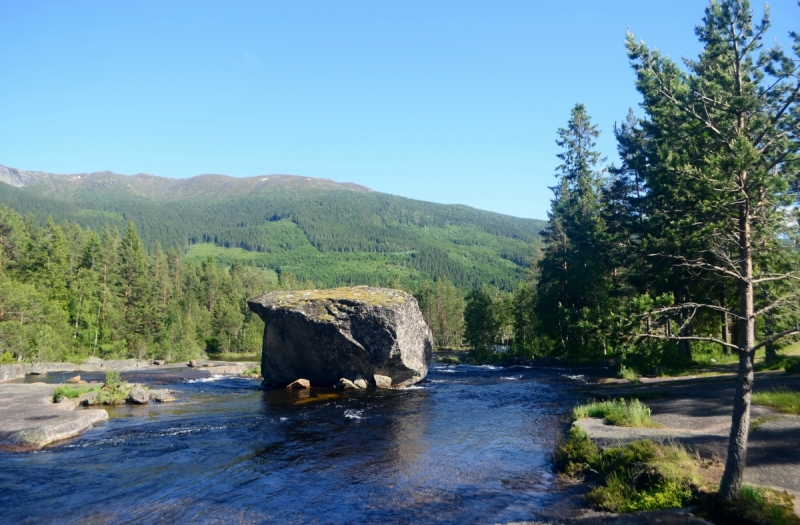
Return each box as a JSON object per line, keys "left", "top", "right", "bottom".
{"left": 0, "top": 364, "right": 588, "bottom": 524}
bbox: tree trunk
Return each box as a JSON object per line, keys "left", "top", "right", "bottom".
{"left": 719, "top": 202, "right": 755, "bottom": 501}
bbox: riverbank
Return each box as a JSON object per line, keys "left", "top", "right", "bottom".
{"left": 0, "top": 360, "right": 261, "bottom": 450}
{"left": 0, "top": 358, "right": 259, "bottom": 383}
{"left": 570, "top": 370, "right": 800, "bottom": 521}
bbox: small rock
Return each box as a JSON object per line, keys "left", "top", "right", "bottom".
{"left": 337, "top": 378, "right": 358, "bottom": 390}
{"left": 148, "top": 389, "right": 176, "bottom": 403}
{"left": 286, "top": 379, "right": 311, "bottom": 390}
{"left": 353, "top": 379, "right": 368, "bottom": 389}
{"left": 67, "top": 375, "right": 81, "bottom": 384}
{"left": 710, "top": 358, "right": 717, "bottom": 364}
{"left": 188, "top": 359, "right": 197, "bottom": 367}
{"left": 127, "top": 386, "right": 149, "bottom": 405}
{"left": 374, "top": 374, "right": 392, "bottom": 389}
{"left": 80, "top": 391, "right": 99, "bottom": 406}
{"left": 55, "top": 395, "right": 68, "bottom": 403}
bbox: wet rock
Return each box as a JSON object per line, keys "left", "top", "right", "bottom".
{"left": 80, "top": 391, "right": 99, "bottom": 406}
{"left": 286, "top": 379, "right": 311, "bottom": 389}
{"left": 127, "top": 386, "right": 149, "bottom": 405}
{"left": 148, "top": 389, "right": 176, "bottom": 403}
{"left": 354, "top": 378, "right": 368, "bottom": 389}
{"left": 188, "top": 359, "right": 197, "bottom": 367}
{"left": 338, "top": 378, "right": 358, "bottom": 390}
{"left": 248, "top": 286, "right": 433, "bottom": 388}
{"left": 67, "top": 375, "right": 81, "bottom": 384}
{"left": 374, "top": 374, "right": 392, "bottom": 389}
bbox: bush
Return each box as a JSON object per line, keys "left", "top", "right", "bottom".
{"left": 555, "top": 426, "right": 701, "bottom": 513}
{"left": 0, "top": 352, "right": 15, "bottom": 364}
{"left": 586, "top": 440, "right": 700, "bottom": 512}
{"left": 97, "top": 369, "right": 130, "bottom": 405}
{"left": 553, "top": 426, "right": 600, "bottom": 478}
{"left": 573, "top": 398, "right": 661, "bottom": 428}
{"left": 104, "top": 370, "right": 122, "bottom": 389}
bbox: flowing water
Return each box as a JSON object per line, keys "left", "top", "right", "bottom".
{"left": 0, "top": 364, "right": 590, "bottom": 524}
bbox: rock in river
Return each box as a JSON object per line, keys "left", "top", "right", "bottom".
{"left": 248, "top": 286, "right": 433, "bottom": 388}
{"left": 127, "top": 386, "right": 149, "bottom": 405}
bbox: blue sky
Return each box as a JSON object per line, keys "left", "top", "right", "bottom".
{"left": 0, "top": 1, "right": 797, "bottom": 220}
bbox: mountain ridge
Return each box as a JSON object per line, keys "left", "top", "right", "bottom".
{"left": 0, "top": 163, "right": 544, "bottom": 290}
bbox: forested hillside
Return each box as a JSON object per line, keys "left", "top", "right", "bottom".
{"left": 0, "top": 166, "right": 544, "bottom": 291}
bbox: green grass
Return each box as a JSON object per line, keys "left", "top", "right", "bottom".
{"left": 618, "top": 365, "right": 642, "bottom": 383}
{"left": 554, "top": 427, "right": 701, "bottom": 512}
{"left": 695, "top": 485, "right": 800, "bottom": 525}
{"left": 573, "top": 398, "right": 661, "bottom": 428}
{"left": 242, "top": 365, "right": 261, "bottom": 378}
{"left": 53, "top": 384, "right": 100, "bottom": 401}
{"left": 556, "top": 426, "right": 800, "bottom": 521}
{"left": 752, "top": 389, "right": 800, "bottom": 415}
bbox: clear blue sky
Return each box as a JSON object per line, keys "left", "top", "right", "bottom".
{"left": 1, "top": 1, "right": 796, "bottom": 220}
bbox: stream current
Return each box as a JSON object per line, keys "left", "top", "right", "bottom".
{"left": 0, "top": 364, "right": 588, "bottom": 524}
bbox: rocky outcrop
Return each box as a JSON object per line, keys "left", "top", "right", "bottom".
{"left": 248, "top": 286, "right": 433, "bottom": 388}
{"left": 0, "top": 383, "right": 108, "bottom": 450}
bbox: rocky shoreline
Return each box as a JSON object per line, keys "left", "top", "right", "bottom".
{"left": 0, "top": 359, "right": 260, "bottom": 451}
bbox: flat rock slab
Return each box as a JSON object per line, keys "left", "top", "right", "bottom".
{"left": 248, "top": 286, "right": 433, "bottom": 388}
{"left": 0, "top": 383, "right": 108, "bottom": 450}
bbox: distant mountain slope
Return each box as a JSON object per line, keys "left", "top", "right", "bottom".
{"left": 0, "top": 164, "right": 545, "bottom": 290}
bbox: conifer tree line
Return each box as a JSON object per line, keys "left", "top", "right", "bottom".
{"left": 510, "top": 0, "right": 800, "bottom": 500}
{"left": 0, "top": 205, "right": 297, "bottom": 363}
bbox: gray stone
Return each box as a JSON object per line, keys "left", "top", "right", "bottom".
{"left": 80, "top": 391, "right": 99, "bottom": 406}
{"left": 127, "top": 386, "right": 149, "bottom": 405}
{"left": 28, "top": 369, "right": 46, "bottom": 376}
{"left": 248, "top": 286, "right": 433, "bottom": 388}
{"left": 0, "top": 383, "right": 108, "bottom": 449}
{"left": 153, "top": 360, "right": 165, "bottom": 366}
{"left": 338, "top": 378, "right": 358, "bottom": 390}
{"left": 353, "top": 379, "right": 368, "bottom": 389}
{"left": 286, "top": 379, "right": 311, "bottom": 389}
{"left": 374, "top": 374, "right": 392, "bottom": 389}
{"left": 148, "top": 389, "right": 176, "bottom": 403}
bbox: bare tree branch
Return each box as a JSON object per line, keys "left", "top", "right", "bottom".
{"left": 636, "top": 333, "right": 739, "bottom": 351}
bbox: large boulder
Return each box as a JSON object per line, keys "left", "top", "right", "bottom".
{"left": 248, "top": 286, "right": 433, "bottom": 388}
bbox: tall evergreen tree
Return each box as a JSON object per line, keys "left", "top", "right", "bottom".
{"left": 536, "top": 104, "right": 611, "bottom": 357}
{"left": 626, "top": 0, "right": 800, "bottom": 499}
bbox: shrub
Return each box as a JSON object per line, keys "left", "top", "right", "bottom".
{"left": 553, "top": 426, "right": 600, "bottom": 478}
{"left": 573, "top": 398, "right": 661, "bottom": 428}
{"left": 0, "top": 352, "right": 15, "bottom": 364}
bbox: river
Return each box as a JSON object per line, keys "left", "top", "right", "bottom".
{"left": 0, "top": 363, "right": 589, "bottom": 524}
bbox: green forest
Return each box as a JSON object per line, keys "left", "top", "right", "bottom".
{"left": 1, "top": 2, "right": 798, "bottom": 382}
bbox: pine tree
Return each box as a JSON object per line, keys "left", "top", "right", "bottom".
{"left": 536, "top": 104, "right": 611, "bottom": 357}
{"left": 626, "top": 0, "right": 800, "bottom": 499}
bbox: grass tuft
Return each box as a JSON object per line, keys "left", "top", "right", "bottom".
{"left": 555, "top": 429, "right": 700, "bottom": 513}
{"left": 752, "top": 389, "right": 800, "bottom": 415}
{"left": 573, "top": 398, "right": 661, "bottom": 428}
{"left": 53, "top": 384, "right": 100, "bottom": 402}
